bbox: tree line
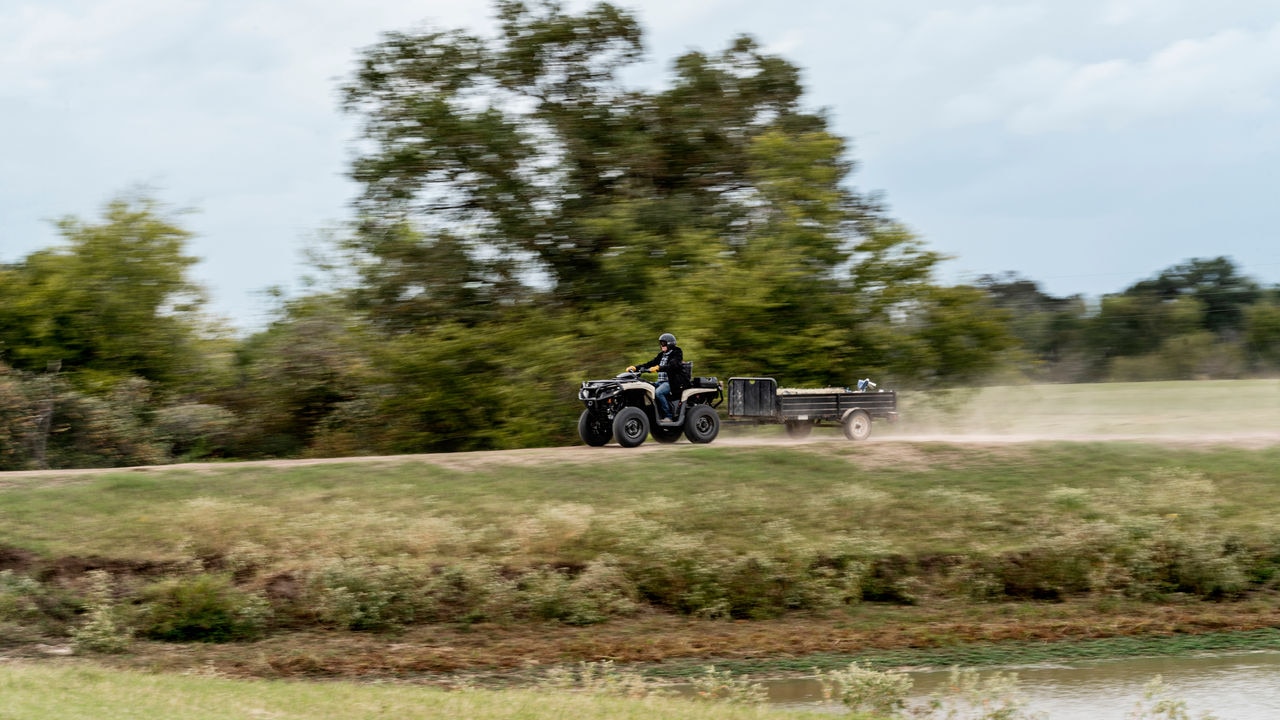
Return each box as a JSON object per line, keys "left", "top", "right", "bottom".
{"left": 2, "top": 1, "right": 1277, "bottom": 469}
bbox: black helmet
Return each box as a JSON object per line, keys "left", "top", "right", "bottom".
{"left": 659, "top": 333, "right": 676, "bottom": 346}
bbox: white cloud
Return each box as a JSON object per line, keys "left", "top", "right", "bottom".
{"left": 939, "top": 22, "right": 1280, "bottom": 134}
{"left": 1101, "top": 0, "right": 1169, "bottom": 26}
{"left": 0, "top": 1, "right": 204, "bottom": 95}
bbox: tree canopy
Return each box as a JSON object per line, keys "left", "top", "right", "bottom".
{"left": 0, "top": 193, "right": 206, "bottom": 389}
{"left": 338, "top": 0, "right": 1006, "bottom": 391}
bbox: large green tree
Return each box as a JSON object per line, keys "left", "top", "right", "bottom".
{"left": 0, "top": 194, "right": 206, "bottom": 389}
{"left": 338, "top": 0, "right": 1004, "bottom": 393}
{"left": 339, "top": 2, "right": 876, "bottom": 311}
{"left": 1124, "top": 257, "right": 1260, "bottom": 335}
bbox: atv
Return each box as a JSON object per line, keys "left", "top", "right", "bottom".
{"left": 577, "top": 365, "right": 723, "bottom": 447}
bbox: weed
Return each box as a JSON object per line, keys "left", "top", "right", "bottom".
{"left": 688, "top": 666, "right": 767, "bottom": 705}
{"left": 818, "top": 661, "right": 913, "bottom": 716}
{"left": 1127, "top": 676, "right": 1218, "bottom": 720}
{"left": 539, "top": 660, "right": 665, "bottom": 699}
{"left": 71, "top": 570, "right": 132, "bottom": 654}
{"left": 914, "top": 667, "right": 1044, "bottom": 720}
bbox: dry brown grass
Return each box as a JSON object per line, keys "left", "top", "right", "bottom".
{"left": 19, "top": 596, "right": 1275, "bottom": 682}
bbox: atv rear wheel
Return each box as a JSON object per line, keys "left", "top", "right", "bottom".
{"left": 578, "top": 409, "right": 612, "bottom": 447}
{"left": 683, "top": 405, "right": 720, "bottom": 444}
{"left": 612, "top": 407, "right": 650, "bottom": 448}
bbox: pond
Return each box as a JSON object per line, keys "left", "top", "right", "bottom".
{"left": 761, "top": 651, "right": 1280, "bottom": 718}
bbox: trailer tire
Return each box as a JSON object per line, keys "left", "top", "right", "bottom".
{"left": 613, "top": 407, "right": 650, "bottom": 448}
{"left": 683, "top": 405, "right": 720, "bottom": 444}
{"left": 784, "top": 419, "right": 813, "bottom": 439}
{"left": 842, "top": 409, "right": 872, "bottom": 441}
{"left": 579, "top": 410, "right": 613, "bottom": 447}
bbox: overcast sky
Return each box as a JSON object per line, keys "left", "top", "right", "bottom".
{"left": 4, "top": 0, "right": 1279, "bottom": 332}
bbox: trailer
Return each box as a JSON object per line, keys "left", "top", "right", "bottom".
{"left": 726, "top": 377, "right": 897, "bottom": 440}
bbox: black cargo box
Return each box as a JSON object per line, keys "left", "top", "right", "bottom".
{"left": 727, "top": 377, "right": 779, "bottom": 418}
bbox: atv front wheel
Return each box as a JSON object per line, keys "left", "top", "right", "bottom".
{"left": 578, "top": 409, "right": 612, "bottom": 447}
{"left": 612, "top": 407, "right": 650, "bottom": 448}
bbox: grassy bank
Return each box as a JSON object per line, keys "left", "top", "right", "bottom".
{"left": 0, "top": 378, "right": 1278, "bottom": 680}
{"left": 6, "top": 440, "right": 1280, "bottom": 562}
{"left": 0, "top": 440, "right": 1278, "bottom": 660}
{"left": 0, "top": 662, "right": 840, "bottom": 720}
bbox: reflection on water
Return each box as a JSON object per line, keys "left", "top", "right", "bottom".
{"left": 764, "top": 652, "right": 1280, "bottom": 719}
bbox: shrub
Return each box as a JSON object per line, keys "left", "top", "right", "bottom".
{"left": 152, "top": 403, "right": 237, "bottom": 459}
{"left": 0, "top": 569, "right": 83, "bottom": 641}
{"left": 0, "top": 570, "right": 44, "bottom": 625}
{"left": 44, "top": 389, "right": 165, "bottom": 468}
{"left": 138, "top": 574, "right": 270, "bottom": 642}
{"left": 992, "top": 522, "right": 1120, "bottom": 600}
{"left": 1145, "top": 526, "right": 1250, "bottom": 599}
{"left": 308, "top": 560, "right": 422, "bottom": 631}
{"left": 0, "top": 367, "right": 39, "bottom": 470}
{"left": 566, "top": 556, "right": 640, "bottom": 620}
{"left": 420, "top": 562, "right": 517, "bottom": 624}
{"left": 513, "top": 558, "right": 639, "bottom": 626}
{"left": 610, "top": 524, "right": 730, "bottom": 618}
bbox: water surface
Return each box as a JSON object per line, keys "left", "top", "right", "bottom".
{"left": 764, "top": 651, "right": 1280, "bottom": 718}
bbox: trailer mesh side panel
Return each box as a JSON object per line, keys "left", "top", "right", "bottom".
{"left": 727, "top": 377, "right": 778, "bottom": 417}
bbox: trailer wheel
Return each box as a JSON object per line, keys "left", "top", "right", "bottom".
{"left": 842, "top": 409, "right": 872, "bottom": 441}
{"left": 579, "top": 410, "right": 613, "bottom": 447}
{"left": 784, "top": 419, "right": 813, "bottom": 439}
{"left": 612, "top": 407, "right": 650, "bottom": 448}
{"left": 683, "top": 405, "right": 720, "bottom": 444}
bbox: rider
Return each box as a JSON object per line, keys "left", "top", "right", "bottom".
{"left": 628, "top": 333, "right": 689, "bottom": 422}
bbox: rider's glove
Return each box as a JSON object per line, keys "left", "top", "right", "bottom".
{"left": 626, "top": 365, "right": 636, "bottom": 372}
{"left": 649, "top": 366, "right": 660, "bottom": 373}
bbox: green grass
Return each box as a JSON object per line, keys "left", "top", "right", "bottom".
{"left": 4, "top": 440, "right": 1278, "bottom": 563}
{"left": 646, "top": 628, "right": 1280, "bottom": 677}
{"left": 0, "top": 663, "right": 840, "bottom": 720}
{"left": 3, "top": 378, "right": 1279, "bottom": 634}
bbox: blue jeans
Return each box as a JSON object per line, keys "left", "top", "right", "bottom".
{"left": 655, "top": 382, "right": 674, "bottom": 419}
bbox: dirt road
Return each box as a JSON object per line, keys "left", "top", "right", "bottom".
{"left": 3, "top": 427, "right": 1277, "bottom": 481}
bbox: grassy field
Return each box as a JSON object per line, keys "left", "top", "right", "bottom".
{"left": 3, "top": 437, "right": 1278, "bottom": 563}
{"left": 888, "top": 378, "right": 1280, "bottom": 437}
{"left": 0, "top": 379, "right": 1278, "bottom": 689}
{"left": 0, "top": 662, "right": 841, "bottom": 720}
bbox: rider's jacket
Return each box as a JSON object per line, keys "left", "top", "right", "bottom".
{"left": 633, "top": 345, "right": 689, "bottom": 393}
